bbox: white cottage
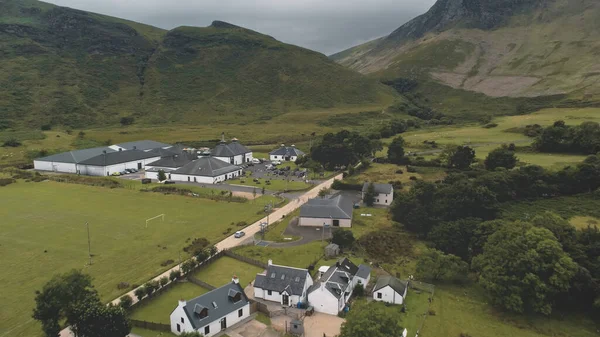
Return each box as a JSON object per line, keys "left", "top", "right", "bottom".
{"left": 253, "top": 260, "right": 313, "bottom": 307}
{"left": 269, "top": 145, "right": 305, "bottom": 162}
{"left": 307, "top": 258, "right": 371, "bottom": 315}
{"left": 169, "top": 156, "right": 243, "bottom": 184}
{"left": 211, "top": 138, "right": 253, "bottom": 165}
{"left": 362, "top": 183, "right": 394, "bottom": 206}
{"left": 299, "top": 194, "right": 356, "bottom": 228}
{"left": 372, "top": 275, "right": 408, "bottom": 305}
{"left": 170, "top": 278, "right": 250, "bottom": 336}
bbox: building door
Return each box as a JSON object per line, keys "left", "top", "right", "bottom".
{"left": 220, "top": 317, "right": 227, "bottom": 330}
{"left": 137, "top": 162, "right": 142, "bottom": 169}
{"left": 333, "top": 219, "right": 340, "bottom": 227}
{"left": 282, "top": 294, "right": 289, "bottom": 306}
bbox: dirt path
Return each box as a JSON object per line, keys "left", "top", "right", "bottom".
{"left": 59, "top": 174, "right": 343, "bottom": 337}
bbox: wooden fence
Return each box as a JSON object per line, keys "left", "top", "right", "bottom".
{"left": 188, "top": 276, "right": 216, "bottom": 290}
{"left": 223, "top": 249, "right": 268, "bottom": 269}
{"left": 130, "top": 319, "right": 171, "bottom": 332}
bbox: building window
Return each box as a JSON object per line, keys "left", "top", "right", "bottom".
{"left": 377, "top": 293, "right": 382, "bottom": 299}
{"left": 238, "top": 308, "right": 243, "bottom": 317}
{"left": 176, "top": 324, "right": 181, "bottom": 332}
{"left": 268, "top": 290, "right": 272, "bottom": 296}
{"left": 377, "top": 199, "right": 379, "bottom": 202}
{"left": 204, "top": 326, "right": 210, "bottom": 335}
{"left": 181, "top": 317, "right": 184, "bottom": 323}
{"left": 385, "top": 200, "right": 388, "bottom": 203}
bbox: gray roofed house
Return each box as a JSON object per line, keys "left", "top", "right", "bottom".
{"left": 373, "top": 275, "right": 408, "bottom": 295}
{"left": 172, "top": 157, "right": 241, "bottom": 177}
{"left": 254, "top": 264, "right": 310, "bottom": 297}
{"left": 300, "top": 194, "right": 355, "bottom": 219}
{"left": 362, "top": 183, "right": 393, "bottom": 195}
{"left": 35, "top": 146, "right": 115, "bottom": 164}
{"left": 270, "top": 145, "right": 305, "bottom": 158}
{"left": 175, "top": 281, "right": 249, "bottom": 330}
{"left": 356, "top": 264, "right": 371, "bottom": 279}
{"left": 114, "top": 140, "right": 172, "bottom": 151}
{"left": 146, "top": 152, "right": 198, "bottom": 169}
{"left": 78, "top": 149, "right": 160, "bottom": 166}
{"left": 211, "top": 139, "right": 251, "bottom": 157}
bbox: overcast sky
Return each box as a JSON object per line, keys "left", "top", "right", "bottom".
{"left": 43, "top": 0, "right": 436, "bottom": 55}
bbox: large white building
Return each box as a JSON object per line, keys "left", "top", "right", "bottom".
{"left": 211, "top": 138, "right": 253, "bottom": 165}
{"left": 307, "top": 258, "right": 371, "bottom": 315}
{"left": 299, "top": 194, "right": 356, "bottom": 228}
{"left": 269, "top": 145, "right": 305, "bottom": 162}
{"left": 253, "top": 260, "right": 313, "bottom": 307}
{"left": 372, "top": 275, "right": 408, "bottom": 305}
{"left": 170, "top": 278, "right": 250, "bottom": 336}
{"left": 169, "top": 156, "right": 243, "bottom": 184}
{"left": 362, "top": 183, "right": 394, "bottom": 206}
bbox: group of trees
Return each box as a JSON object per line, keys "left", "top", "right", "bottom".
{"left": 33, "top": 270, "right": 130, "bottom": 337}
{"left": 339, "top": 301, "right": 406, "bottom": 337}
{"left": 311, "top": 130, "right": 380, "bottom": 168}
{"left": 534, "top": 121, "right": 600, "bottom": 155}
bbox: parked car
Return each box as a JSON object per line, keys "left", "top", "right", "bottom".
{"left": 120, "top": 170, "right": 128, "bottom": 175}
{"left": 141, "top": 178, "right": 151, "bottom": 184}
{"left": 111, "top": 172, "right": 120, "bottom": 176}
{"left": 164, "top": 180, "right": 176, "bottom": 185}
{"left": 125, "top": 169, "right": 134, "bottom": 174}
{"left": 272, "top": 160, "right": 281, "bottom": 165}
{"left": 234, "top": 231, "right": 245, "bottom": 238}
{"left": 247, "top": 162, "right": 254, "bottom": 167}
{"left": 252, "top": 158, "right": 261, "bottom": 164}
{"left": 265, "top": 164, "right": 273, "bottom": 170}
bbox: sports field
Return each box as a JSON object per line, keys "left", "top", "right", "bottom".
{"left": 0, "top": 180, "right": 272, "bottom": 337}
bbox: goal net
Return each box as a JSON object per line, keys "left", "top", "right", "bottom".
{"left": 146, "top": 214, "right": 165, "bottom": 228}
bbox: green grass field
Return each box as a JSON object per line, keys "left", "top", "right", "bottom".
{"left": 233, "top": 241, "right": 326, "bottom": 269}
{"left": 351, "top": 208, "right": 393, "bottom": 238}
{"left": 347, "top": 164, "right": 446, "bottom": 190}
{"left": 230, "top": 176, "right": 311, "bottom": 192}
{"left": 130, "top": 327, "right": 176, "bottom": 337}
{"left": 191, "top": 256, "right": 264, "bottom": 288}
{"left": 0, "top": 180, "right": 273, "bottom": 337}
{"left": 262, "top": 210, "right": 301, "bottom": 242}
{"left": 130, "top": 282, "right": 208, "bottom": 324}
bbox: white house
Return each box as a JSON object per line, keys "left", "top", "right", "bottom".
{"left": 307, "top": 258, "right": 371, "bottom": 315}
{"left": 211, "top": 138, "right": 253, "bottom": 165}
{"left": 299, "top": 194, "right": 356, "bottom": 228}
{"left": 253, "top": 260, "right": 313, "bottom": 307}
{"left": 269, "top": 145, "right": 305, "bottom": 162}
{"left": 169, "top": 156, "right": 243, "bottom": 184}
{"left": 372, "top": 275, "right": 408, "bottom": 305}
{"left": 170, "top": 278, "right": 250, "bottom": 336}
{"left": 144, "top": 151, "right": 197, "bottom": 180}
{"left": 362, "top": 183, "right": 394, "bottom": 206}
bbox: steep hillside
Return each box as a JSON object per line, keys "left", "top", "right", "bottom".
{"left": 332, "top": 0, "right": 600, "bottom": 98}
{"left": 0, "top": 0, "right": 394, "bottom": 129}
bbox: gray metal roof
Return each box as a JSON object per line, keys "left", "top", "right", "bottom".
{"left": 78, "top": 150, "right": 160, "bottom": 166}
{"left": 146, "top": 152, "right": 197, "bottom": 169}
{"left": 181, "top": 282, "right": 249, "bottom": 330}
{"left": 356, "top": 264, "right": 371, "bottom": 279}
{"left": 172, "top": 157, "right": 241, "bottom": 177}
{"left": 211, "top": 141, "right": 251, "bottom": 157}
{"left": 373, "top": 276, "right": 408, "bottom": 295}
{"left": 254, "top": 265, "right": 310, "bottom": 296}
{"left": 269, "top": 146, "right": 305, "bottom": 157}
{"left": 299, "top": 194, "right": 355, "bottom": 219}
{"left": 309, "top": 258, "right": 359, "bottom": 299}
{"left": 362, "top": 183, "right": 393, "bottom": 194}
{"left": 35, "top": 146, "right": 116, "bottom": 164}
{"left": 115, "top": 140, "right": 172, "bottom": 151}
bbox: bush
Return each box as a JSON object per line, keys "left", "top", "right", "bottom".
{"left": 428, "top": 309, "right": 436, "bottom": 316}
{"left": 41, "top": 124, "right": 52, "bottom": 131}
{"left": 120, "top": 116, "right": 135, "bottom": 126}
{"left": 134, "top": 287, "right": 146, "bottom": 301}
{"left": 331, "top": 179, "right": 362, "bottom": 191}
{"left": 159, "top": 276, "right": 169, "bottom": 287}
{"left": 483, "top": 123, "right": 498, "bottom": 129}
{"left": 117, "top": 282, "right": 130, "bottom": 290}
{"left": 160, "top": 259, "right": 174, "bottom": 267}
{"left": 406, "top": 166, "right": 417, "bottom": 173}
{"left": 119, "top": 295, "right": 133, "bottom": 310}
{"left": 2, "top": 138, "right": 22, "bottom": 147}
{"left": 409, "top": 176, "right": 418, "bottom": 181}
{"left": 169, "top": 270, "right": 181, "bottom": 281}
{"left": 353, "top": 284, "right": 365, "bottom": 297}
{"left": 395, "top": 169, "right": 404, "bottom": 174}
{"left": 0, "top": 178, "right": 15, "bottom": 187}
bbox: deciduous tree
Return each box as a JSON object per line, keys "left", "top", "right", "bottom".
{"left": 387, "top": 136, "right": 406, "bottom": 164}
{"left": 416, "top": 249, "right": 468, "bottom": 283}
{"left": 332, "top": 229, "right": 355, "bottom": 249}
{"left": 485, "top": 144, "right": 517, "bottom": 170}
{"left": 363, "top": 182, "right": 376, "bottom": 206}
{"left": 339, "top": 302, "right": 405, "bottom": 337}
{"left": 157, "top": 170, "right": 167, "bottom": 182}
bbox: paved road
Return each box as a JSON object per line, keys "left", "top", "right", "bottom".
{"left": 59, "top": 174, "right": 342, "bottom": 337}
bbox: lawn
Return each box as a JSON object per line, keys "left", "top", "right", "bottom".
{"left": 350, "top": 207, "right": 394, "bottom": 239}
{"left": 191, "top": 256, "right": 264, "bottom": 288}
{"left": 569, "top": 216, "right": 600, "bottom": 230}
{"left": 0, "top": 180, "right": 273, "bottom": 337}
{"left": 233, "top": 241, "right": 327, "bottom": 269}
{"left": 130, "top": 327, "right": 177, "bottom": 337}
{"left": 421, "top": 285, "right": 598, "bottom": 337}
{"left": 346, "top": 164, "right": 446, "bottom": 190}
{"left": 130, "top": 282, "right": 208, "bottom": 324}
{"left": 402, "top": 288, "right": 432, "bottom": 336}
{"left": 262, "top": 210, "right": 301, "bottom": 242}
{"left": 500, "top": 194, "right": 600, "bottom": 221}
{"left": 229, "top": 176, "right": 312, "bottom": 192}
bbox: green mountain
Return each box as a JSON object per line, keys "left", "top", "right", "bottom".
{"left": 0, "top": 0, "right": 394, "bottom": 129}
{"left": 331, "top": 0, "right": 600, "bottom": 99}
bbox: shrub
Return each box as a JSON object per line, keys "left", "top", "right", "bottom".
{"left": 353, "top": 284, "right": 365, "bottom": 297}
{"left": 409, "top": 176, "right": 418, "bottom": 181}
{"left": 159, "top": 276, "right": 169, "bottom": 287}
{"left": 395, "top": 169, "right": 404, "bottom": 174}
{"left": 134, "top": 287, "right": 146, "bottom": 301}
{"left": 144, "top": 280, "right": 159, "bottom": 296}
{"left": 120, "top": 116, "right": 135, "bottom": 126}
{"left": 2, "top": 138, "right": 22, "bottom": 147}
{"left": 0, "top": 178, "right": 15, "bottom": 187}
{"left": 483, "top": 123, "right": 498, "bottom": 129}
{"left": 169, "top": 270, "right": 181, "bottom": 281}
{"left": 183, "top": 238, "right": 210, "bottom": 254}
{"left": 117, "top": 282, "right": 130, "bottom": 290}
{"left": 406, "top": 166, "right": 417, "bottom": 173}
{"left": 236, "top": 221, "right": 248, "bottom": 227}
{"left": 160, "top": 259, "right": 175, "bottom": 267}
{"left": 40, "top": 124, "right": 52, "bottom": 131}
{"left": 428, "top": 309, "right": 436, "bottom": 316}
{"left": 119, "top": 295, "right": 133, "bottom": 310}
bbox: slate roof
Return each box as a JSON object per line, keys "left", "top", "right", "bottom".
{"left": 270, "top": 146, "right": 305, "bottom": 157}
{"left": 356, "top": 264, "right": 371, "bottom": 279}
{"left": 78, "top": 150, "right": 160, "bottom": 166}
{"left": 180, "top": 282, "right": 249, "bottom": 330}
{"left": 146, "top": 152, "right": 198, "bottom": 169}
{"left": 300, "top": 194, "right": 354, "bottom": 219}
{"left": 211, "top": 140, "right": 251, "bottom": 157}
{"left": 114, "top": 140, "right": 172, "bottom": 151}
{"left": 373, "top": 276, "right": 408, "bottom": 296}
{"left": 254, "top": 264, "right": 310, "bottom": 296}
{"left": 309, "top": 258, "right": 360, "bottom": 299}
{"left": 172, "top": 157, "right": 241, "bottom": 177}
{"left": 362, "top": 183, "right": 393, "bottom": 194}
{"left": 35, "top": 147, "right": 115, "bottom": 164}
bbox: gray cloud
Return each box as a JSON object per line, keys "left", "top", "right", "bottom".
{"left": 43, "top": 0, "right": 436, "bottom": 55}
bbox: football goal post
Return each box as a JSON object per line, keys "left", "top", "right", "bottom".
{"left": 146, "top": 214, "right": 165, "bottom": 228}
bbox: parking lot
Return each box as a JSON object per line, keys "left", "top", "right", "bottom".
{"left": 241, "top": 161, "right": 309, "bottom": 182}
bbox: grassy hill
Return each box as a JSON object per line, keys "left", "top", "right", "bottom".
{"left": 0, "top": 0, "right": 394, "bottom": 129}
{"left": 332, "top": 0, "right": 600, "bottom": 99}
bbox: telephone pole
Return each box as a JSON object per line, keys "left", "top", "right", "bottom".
{"left": 86, "top": 222, "right": 92, "bottom": 265}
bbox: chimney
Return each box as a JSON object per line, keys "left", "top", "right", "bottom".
{"left": 119, "top": 148, "right": 122, "bottom": 151}
{"left": 232, "top": 275, "right": 239, "bottom": 284}
{"left": 291, "top": 144, "right": 295, "bottom": 147}
{"left": 268, "top": 259, "right": 273, "bottom": 266}
{"left": 102, "top": 150, "right": 107, "bottom": 154}
{"left": 133, "top": 146, "right": 137, "bottom": 150}
{"left": 179, "top": 299, "right": 186, "bottom": 307}
{"left": 221, "top": 132, "right": 225, "bottom": 143}
{"left": 281, "top": 144, "right": 285, "bottom": 147}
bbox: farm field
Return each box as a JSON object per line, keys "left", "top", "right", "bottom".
{"left": 130, "top": 282, "right": 208, "bottom": 324}
{"left": 0, "top": 180, "right": 272, "bottom": 337}
{"left": 191, "top": 256, "right": 264, "bottom": 288}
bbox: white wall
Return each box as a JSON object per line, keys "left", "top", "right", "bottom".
{"left": 244, "top": 152, "right": 253, "bottom": 163}
{"left": 269, "top": 155, "right": 299, "bottom": 162}
{"left": 171, "top": 303, "right": 250, "bottom": 336}
{"left": 362, "top": 191, "right": 394, "bottom": 206}
{"left": 308, "top": 286, "right": 340, "bottom": 315}
{"left": 373, "top": 285, "right": 404, "bottom": 305}
{"left": 299, "top": 217, "right": 352, "bottom": 228}
{"left": 254, "top": 273, "right": 313, "bottom": 306}
{"left": 170, "top": 170, "right": 242, "bottom": 185}
{"left": 77, "top": 156, "right": 161, "bottom": 176}
{"left": 34, "top": 161, "right": 77, "bottom": 174}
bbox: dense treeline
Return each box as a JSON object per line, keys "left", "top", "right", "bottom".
{"left": 534, "top": 121, "right": 600, "bottom": 155}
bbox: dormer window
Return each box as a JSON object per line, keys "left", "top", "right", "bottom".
{"left": 194, "top": 304, "right": 208, "bottom": 319}
{"left": 281, "top": 274, "right": 285, "bottom": 280}
{"left": 271, "top": 273, "right": 276, "bottom": 278}
{"left": 295, "top": 277, "right": 300, "bottom": 282}
{"left": 212, "top": 301, "right": 218, "bottom": 309}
